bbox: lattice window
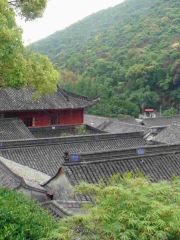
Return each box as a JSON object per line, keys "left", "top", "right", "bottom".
{"left": 24, "top": 118, "right": 33, "bottom": 127}
{"left": 50, "top": 116, "right": 58, "bottom": 125}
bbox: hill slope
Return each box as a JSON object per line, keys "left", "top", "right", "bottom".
{"left": 30, "top": 0, "right": 180, "bottom": 117}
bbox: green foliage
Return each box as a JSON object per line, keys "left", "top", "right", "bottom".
{"left": 162, "top": 108, "right": 178, "bottom": 116}
{"left": 45, "top": 174, "right": 180, "bottom": 240}
{"left": 61, "top": 132, "right": 72, "bottom": 137}
{"left": 0, "top": 0, "right": 58, "bottom": 94}
{"left": 0, "top": 187, "right": 57, "bottom": 240}
{"left": 29, "top": 0, "right": 180, "bottom": 115}
{"left": 60, "top": 125, "right": 88, "bottom": 137}
{"left": 74, "top": 125, "right": 88, "bottom": 135}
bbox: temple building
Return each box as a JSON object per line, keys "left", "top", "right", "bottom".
{"left": 0, "top": 86, "right": 100, "bottom": 128}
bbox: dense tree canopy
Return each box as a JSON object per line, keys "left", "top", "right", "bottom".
{"left": 0, "top": 0, "right": 58, "bottom": 95}
{"left": 30, "top": 0, "right": 180, "bottom": 116}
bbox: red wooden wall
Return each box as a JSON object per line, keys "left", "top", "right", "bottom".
{"left": 1, "top": 109, "right": 84, "bottom": 127}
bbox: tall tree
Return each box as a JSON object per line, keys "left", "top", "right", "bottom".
{"left": 0, "top": 0, "right": 58, "bottom": 94}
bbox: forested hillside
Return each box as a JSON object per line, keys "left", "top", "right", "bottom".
{"left": 30, "top": 0, "right": 180, "bottom": 117}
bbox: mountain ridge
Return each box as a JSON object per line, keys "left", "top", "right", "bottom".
{"left": 29, "top": 0, "right": 180, "bottom": 117}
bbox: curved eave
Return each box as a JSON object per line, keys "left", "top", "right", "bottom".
{"left": 82, "top": 93, "right": 101, "bottom": 109}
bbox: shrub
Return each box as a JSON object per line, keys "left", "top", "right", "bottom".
{"left": 162, "top": 107, "right": 178, "bottom": 116}
{"left": 0, "top": 187, "right": 57, "bottom": 240}
{"left": 45, "top": 174, "right": 180, "bottom": 240}
{"left": 74, "top": 125, "right": 88, "bottom": 135}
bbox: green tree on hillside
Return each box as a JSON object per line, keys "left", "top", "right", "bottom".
{"left": 29, "top": 0, "right": 180, "bottom": 115}
{"left": 0, "top": 0, "right": 58, "bottom": 94}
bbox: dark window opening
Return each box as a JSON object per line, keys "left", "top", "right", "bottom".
{"left": 50, "top": 116, "right": 58, "bottom": 125}
{"left": 24, "top": 118, "right": 33, "bottom": 127}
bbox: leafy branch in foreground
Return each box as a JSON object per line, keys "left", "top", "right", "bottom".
{"left": 0, "top": 187, "right": 57, "bottom": 240}
{"left": 8, "top": 0, "right": 47, "bottom": 20}
{"left": 44, "top": 173, "right": 180, "bottom": 240}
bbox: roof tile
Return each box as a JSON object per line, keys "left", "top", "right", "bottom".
{"left": 0, "top": 87, "right": 100, "bottom": 111}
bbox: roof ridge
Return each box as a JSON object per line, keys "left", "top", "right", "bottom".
{"left": 143, "top": 115, "right": 180, "bottom": 121}
{"left": 111, "top": 119, "right": 150, "bottom": 128}
{"left": 64, "top": 143, "right": 180, "bottom": 164}
{"left": 0, "top": 132, "right": 145, "bottom": 149}
{"left": 64, "top": 150, "right": 180, "bottom": 166}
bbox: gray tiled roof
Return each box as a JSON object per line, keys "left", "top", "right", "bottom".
{"left": 84, "top": 114, "right": 108, "bottom": 128}
{"left": 0, "top": 160, "right": 23, "bottom": 190}
{"left": 64, "top": 147, "right": 180, "bottom": 201}
{"left": 0, "top": 118, "right": 34, "bottom": 140}
{"left": 84, "top": 114, "right": 150, "bottom": 134}
{"left": 0, "top": 157, "right": 48, "bottom": 192}
{"left": 102, "top": 121, "right": 150, "bottom": 134}
{"left": 84, "top": 114, "right": 138, "bottom": 128}
{"left": 152, "top": 123, "right": 180, "bottom": 144}
{"left": 0, "top": 132, "right": 148, "bottom": 176}
{"left": 142, "top": 115, "right": 180, "bottom": 127}
{"left": 30, "top": 124, "right": 104, "bottom": 139}
{"left": 41, "top": 200, "right": 89, "bottom": 220}
{"left": 115, "top": 116, "right": 139, "bottom": 125}
{"left": 0, "top": 86, "right": 100, "bottom": 111}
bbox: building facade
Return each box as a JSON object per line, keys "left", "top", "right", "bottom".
{"left": 0, "top": 86, "right": 100, "bottom": 128}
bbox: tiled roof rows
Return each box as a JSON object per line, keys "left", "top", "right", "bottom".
{"left": 64, "top": 151, "right": 180, "bottom": 201}
{"left": 0, "top": 133, "right": 147, "bottom": 176}
{"left": 84, "top": 114, "right": 150, "bottom": 134}
{"left": 0, "top": 157, "right": 50, "bottom": 186}
{"left": 0, "top": 160, "right": 23, "bottom": 190}
{"left": 0, "top": 156, "right": 48, "bottom": 192}
{"left": 102, "top": 121, "right": 150, "bottom": 134}
{"left": 152, "top": 123, "right": 180, "bottom": 144}
{"left": 84, "top": 114, "right": 138, "bottom": 127}
{"left": 0, "top": 87, "right": 100, "bottom": 111}
{"left": 142, "top": 115, "right": 180, "bottom": 127}
{"left": 115, "top": 116, "right": 139, "bottom": 125}
{"left": 0, "top": 118, "right": 34, "bottom": 140}
{"left": 84, "top": 114, "right": 110, "bottom": 128}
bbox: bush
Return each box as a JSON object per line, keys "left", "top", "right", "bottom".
{"left": 0, "top": 187, "right": 57, "bottom": 240}
{"left": 162, "top": 107, "right": 178, "bottom": 116}
{"left": 74, "top": 125, "right": 88, "bottom": 135}
{"left": 45, "top": 174, "right": 180, "bottom": 240}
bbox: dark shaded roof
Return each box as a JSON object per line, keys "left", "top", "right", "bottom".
{"left": 0, "top": 86, "right": 100, "bottom": 111}
{"left": 0, "top": 118, "right": 34, "bottom": 140}
{"left": 0, "top": 132, "right": 148, "bottom": 176}
{"left": 63, "top": 145, "right": 180, "bottom": 201}
{"left": 41, "top": 200, "right": 90, "bottom": 220}
{"left": 142, "top": 115, "right": 180, "bottom": 127}
{"left": 152, "top": 123, "right": 180, "bottom": 144}
{"left": 30, "top": 124, "right": 104, "bottom": 139}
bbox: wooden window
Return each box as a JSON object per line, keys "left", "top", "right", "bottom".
{"left": 24, "top": 118, "right": 33, "bottom": 127}
{"left": 50, "top": 116, "right": 58, "bottom": 125}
